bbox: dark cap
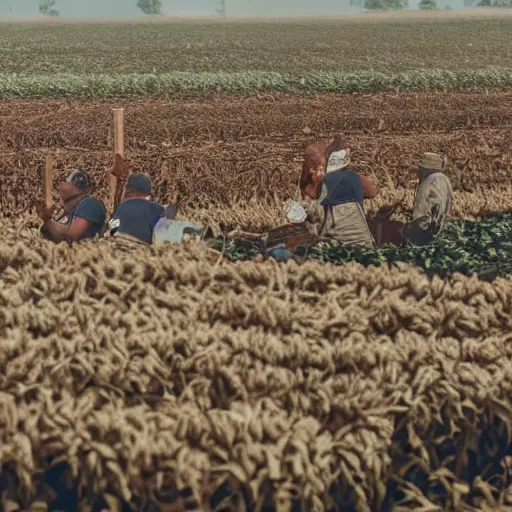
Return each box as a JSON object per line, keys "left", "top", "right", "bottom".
{"left": 126, "top": 174, "right": 152, "bottom": 195}
{"left": 66, "top": 169, "right": 90, "bottom": 191}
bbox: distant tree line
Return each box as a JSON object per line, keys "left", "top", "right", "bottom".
{"left": 419, "top": 0, "right": 436, "bottom": 9}
{"left": 38, "top": 0, "right": 165, "bottom": 17}
{"left": 39, "top": 0, "right": 59, "bottom": 16}
{"left": 477, "top": 0, "right": 512, "bottom": 5}
{"left": 363, "top": 0, "right": 511, "bottom": 10}
{"left": 137, "top": 0, "right": 163, "bottom": 14}
{"left": 38, "top": 0, "right": 511, "bottom": 19}
{"left": 363, "top": 0, "right": 407, "bottom": 10}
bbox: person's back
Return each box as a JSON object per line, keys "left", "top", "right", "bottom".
{"left": 320, "top": 169, "right": 365, "bottom": 207}
{"left": 108, "top": 198, "right": 164, "bottom": 244}
{"left": 310, "top": 147, "right": 377, "bottom": 247}
{"left": 56, "top": 196, "right": 106, "bottom": 239}
{"left": 106, "top": 174, "right": 164, "bottom": 245}
{"left": 406, "top": 153, "right": 453, "bottom": 245}
{"left": 412, "top": 171, "right": 453, "bottom": 230}
{"left": 318, "top": 170, "right": 375, "bottom": 247}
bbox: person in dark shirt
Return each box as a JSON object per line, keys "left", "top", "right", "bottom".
{"left": 106, "top": 174, "right": 165, "bottom": 245}
{"left": 38, "top": 169, "right": 106, "bottom": 243}
{"left": 296, "top": 137, "right": 378, "bottom": 247}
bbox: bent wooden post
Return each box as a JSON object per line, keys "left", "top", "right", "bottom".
{"left": 43, "top": 156, "right": 54, "bottom": 209}
{"left": 111, "top": 108, "right": 125, "bottom": 211}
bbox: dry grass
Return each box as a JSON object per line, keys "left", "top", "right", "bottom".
{"left": 1, "top": 93, "right": 511, "bottom": 229}
{"left": 1, "top": 55, "right": 512, "bottom": 509}
{"left": 1, "top": 214, "right": 512, "bottom": 510}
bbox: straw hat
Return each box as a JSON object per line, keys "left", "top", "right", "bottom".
{"left": 414, "top": 152, "right": 444, "bottom": 171}
{"left": 326, "top": 149, "right": 350, "bottom": 173}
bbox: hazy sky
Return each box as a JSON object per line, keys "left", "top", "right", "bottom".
{"left": 0, "top": 0, "right": 217, "bottom": 18}
{"left": 0, "top": 0, "right": 463, "bottom": 18}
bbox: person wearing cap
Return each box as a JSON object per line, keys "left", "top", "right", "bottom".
{"left": 105, "top": 173, "right": 165, "bottom": 245}
{"left": 38, "top": 169, "right": 106, "bottom": 243}
{"left": 291, "top": 136, "right": 378, "bottom": 247}
{"left": 299, "top": 137, "right": 378, "bottom": 203}
{"left": 404, "top": 152, "right": 453, "bottom": 246}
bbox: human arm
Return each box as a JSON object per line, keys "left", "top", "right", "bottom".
{"left": 299, "top": 185, "right": 326, "bottom": 227}
{"left": 42, "top": 217, "right": 93, "bottom": 242}
{"left": 41, "top": 197, "right": 106, "bottom": 242}
{"left": 112, "top": 153, "right": 131, "bottom": 211}
{"left": 37, "top": 203, "right": 94, "bottom": 242}
{"left": 151, "top": 203, "right": 166, "bottom": 230}
{"left": 359, "top": 174, "right": 379, "bottom": 199}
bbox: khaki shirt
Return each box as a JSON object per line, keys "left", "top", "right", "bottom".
{"left": 412, "top": 172, "right": 453, "bottom": 235}
{"left": 300, "top": 192, "right": 375, "bottom": 248}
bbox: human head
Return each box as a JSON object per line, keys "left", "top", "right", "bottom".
{"left": 326, "top": 148, "right": 351, "bottom": 173}
{"left": 412, "top": 152, "right": 444, "bottom": 172}
{"left": 58, "top": 169, "right": 91, "bottom": 202}
{"left": 326, "top": 135, "right": 350, "bottom": 173}
{"left": 123, "top": 174, "right": 152, "bottom": 200}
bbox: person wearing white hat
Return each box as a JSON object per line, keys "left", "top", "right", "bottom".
{"left": 291, "top": 136, "right": 379, "bottom": 247}
{"left": 404, "top": 152, "right": 453, "bottom": 246}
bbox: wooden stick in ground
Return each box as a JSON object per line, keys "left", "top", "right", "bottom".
{"left": 111, "top": 108, "right": 125, "bottom": 211}
{"left": 43, "top": 156, "right": 54, "bottom": 209}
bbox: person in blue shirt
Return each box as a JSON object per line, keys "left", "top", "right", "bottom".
{"left": 38, "top": 169, "right": 106, "bottom": 243}
{"left": 106, "top": 174, "right": 165, "bottom": 245}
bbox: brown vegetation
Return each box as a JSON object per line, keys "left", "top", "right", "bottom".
{"left": 1, "top": 90, "right": 511, "bottom": 510}
{"left": 1, "top": 92, "right": 511, "bottom": 230}
{"left": 1, "top": 213, "right": 512, "bottom": 510}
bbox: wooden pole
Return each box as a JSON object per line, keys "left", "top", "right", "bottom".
{"left": 111, "top": 108, "right": 125, "bottom": 209}
{"left": 43, "top": 156, "right": 54, "bottom": 209}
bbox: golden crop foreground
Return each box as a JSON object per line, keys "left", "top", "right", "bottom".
{"left": 1, "top": 216, "right": 512, "bottom": 510}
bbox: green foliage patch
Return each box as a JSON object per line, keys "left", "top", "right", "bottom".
{"left": 1, "top": 68, "right": 512, "bottom": 99}
{"left": 212, "top": 214, "right": 512, "bottom": 281}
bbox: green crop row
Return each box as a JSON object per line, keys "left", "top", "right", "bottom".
{"left": 212, "top": 213, "right": 512, "bottom": 281}
{"left": 2, "top": 68, "right": 512, "bottom": 98}
{"left": 2, "top": 19, "right": 512, "bottom": 76}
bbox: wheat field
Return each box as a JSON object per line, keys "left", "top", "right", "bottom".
{"left": 1, "top": 17, "right": 512, "bottom": 512}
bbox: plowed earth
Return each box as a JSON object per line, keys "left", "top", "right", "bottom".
{"left": 1, "top": 92, "right": 511, "bottom": 230}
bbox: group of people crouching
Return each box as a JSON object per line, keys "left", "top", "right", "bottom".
{"left": 37, "top": 167, "right": 203, "bottom": 246}
{"left": 293, "top": 136, "right": 453, "bottom": 249}
{"left": 37, "top": 135, "right": 454, "bottom": 251}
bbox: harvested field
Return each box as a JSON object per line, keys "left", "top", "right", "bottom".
{"left": 1, "top": 93, "right": 511, "bottom": 228}
{"left": 1, "top": 89, "right": 512, "bottom": 510}
{"left": 1, "top": 16, "right": 512, "bottom": 512}
{"left": 1, "top": 216, "right": 512, "bottom": 511}
{"left": 2, "top": 18, "right": 512, "bottom": 75}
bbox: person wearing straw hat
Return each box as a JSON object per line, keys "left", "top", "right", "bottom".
{"left": 404, "top": 152, "right": 453, "bottom": 246}
{"left": 38, "top": 169, "right": 106, "bottom": 243}
{"left": 291, "top": 136, "right": 378, "bottom": 247}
